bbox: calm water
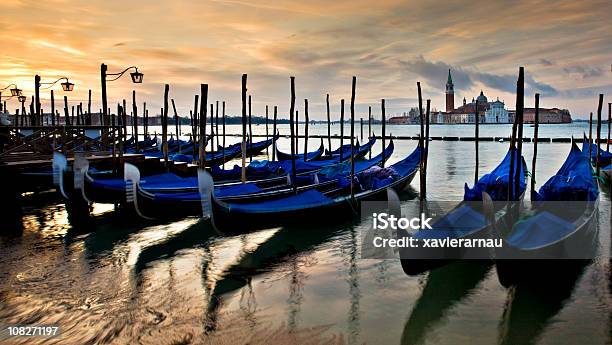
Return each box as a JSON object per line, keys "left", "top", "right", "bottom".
{"left": 1, "top": 123, "right": 611, "bottom": 344}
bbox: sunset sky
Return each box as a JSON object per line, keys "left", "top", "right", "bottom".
{"left": 1, "top": 0, "right": 611, "bottom": 119}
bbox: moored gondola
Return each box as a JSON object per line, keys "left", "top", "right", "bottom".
{"left": 493, "top": 142, "right": 599, "bottom": 287}
{"left": 209, "top": 144, "right": 420, "bottom": 232}
{"left": 399, "top": 149, "right": 527, "bottom": 275}
{"left": 129, "top": 141, "right": 396, "bottom": 219}
{"left": 275, "top": 138, "right": 325, "bottom": 161}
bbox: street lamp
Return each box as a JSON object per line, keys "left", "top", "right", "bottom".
{"left": 100, "top": 64, "right": 144, "bottom": 126}
{"left": 34, "top": 75, "right": 74, "bottom": 125}
{"left": 38, "top": 76, "right": 75, "bottom": 91}
{"left": 1, "top": 83, "right": 22, "bottom": 97}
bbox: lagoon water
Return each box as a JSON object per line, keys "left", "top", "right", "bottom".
{"left": 1, "top": 123, "right": 610, "bottom": 344}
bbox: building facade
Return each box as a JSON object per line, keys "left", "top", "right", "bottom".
{"left": 484, "top": 99, "right": 509, "bottom": 123}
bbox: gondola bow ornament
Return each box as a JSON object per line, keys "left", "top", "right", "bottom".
{"left": 124, "top": 163, "right": 153, "bottom": 220}
{"left": 198, "top": 168, "right": 214, "bottom": 219}
{"left": 52, "top": 152, "right": 68, "bottom": 199}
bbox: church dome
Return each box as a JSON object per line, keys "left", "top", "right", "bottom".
{"left": 476, "top": 90, "right": 488, "bottom": 104}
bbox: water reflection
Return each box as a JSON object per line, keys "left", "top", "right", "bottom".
{"left": 1, "top": 131, "right": 612, "bottom": 344}
{"left": 400, "top": 261, "right": 492, "bottom": 345}
{"left": 204, "top": 223, "right": 345, "bottom": 332}
{"left": 497, "top": 262, "right": 588, "bottom": 345}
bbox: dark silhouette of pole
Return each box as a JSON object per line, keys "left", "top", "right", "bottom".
{"left": 326, "top": 94, "right": 331, "bottom": 153}
{"left": 304, "top": 99, "right": 309, "bottom": 160}
{"left": 588, "top": 112, "right": 593, "bottom": 163}
{"left": 215, "top": 100, "right": 219, "bottom": 151}
{"left": 241, "top": 75, "right": 247, "bottom": 182}
{"left": 210, "top": 104, "right": 214, "bottom": 154}
{"left": 289, "top": 77, "right": 297, "bottom": 194}
{"left": 265, "top": 105, "right": 269, "bottom": 159}
{"left": 350, "top": 76, "right": 356, "bottom": 200}
{"left": 162, "top": 85, "right": 170, "bottom": 167}
{"left": 50, "top": 90, "right": 55, "bottom": 126}
{"left": 87, "top": 89, "right": 92, "bottom": 125}
{"left": 360, "top": 117, "right": 363, "bottom": 141}
{"left": 171, "top": 98, "right": 179, "bottom": 141}
{"left": 474, "top": 99, "right": 480, "bottom": 185}
{"left": 340, "top": 99, "right": 345, "bottom": 161}
{"left": 133, "top": 91, "right": 138, "bottom": 152}
{"left": 607, "top": 103, "right": 611, "bottom": 152}
{"left": 248, "top": 94, "right": 253, "bottom": 162}
{"left": 143, "top": 102, "right": 147, "bottom": 137}
{"left": 101, "top": 64, "right": 108, "bottom": 129}
{"left": 368, "top": 106, "right": 372, "bottom": 159}
{"left": 531, "top": 94, "right": 540, "bottom": 196}
{"left": 272, "top": 105, "right": 278, "bottom": 161}
{"left": 596, "top": 94, "right": 603, "bottom": 176}
{"left": 381, "top": 99, "right": 386, "bottom": 168}
{"left": 222, "top": 101, "right": 226, "bottom": 169}
{"left": 417, "top": 82, "right": 424, "bottom": 199}
{"left": 192, "top": 95, "right": 198, "bottom": 162}
{"left": 63, "top": 96, "right": 69, "bottom": 126}
{"left": 424, "top": 99, "right": 430, "bottom": 198}
{"left": 514, "top": 67, "right": 525, "bottom": 201}
{"left": 199, "top": 84, "right": 208, "bottom": 168}
{"left": 34, "top": 75, "right": 41, "bottom": 126}
{"left": 508, "top": 92, "right": 519, "bottom": 202}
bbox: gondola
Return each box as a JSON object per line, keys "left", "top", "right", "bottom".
{"left": 219, "top": 134, "right": 278, "bottom": 156}
{"left": 582, "top": 134, "right": 612, "bottom": 167}
{"left": 128, "top": 140, "right": 396, "bottom": 219}
{"left": 493, "top": 141, "right": 599, "bottom": 287}
{"left": 83, "top": 136, "right": 381, "bottom": 204}
{"left": 208, "top": 144, "right": 421, "bottom": 231}
{"left": 171, "top": 144, "right": 242, "bottom": 165}
{"left": 205, "top": 137, "right": 376, "bottom": 182}
{"left": 275, "top": 138, "right": 325, "bottom": 161}
{"left": 399, "top": 148, "right": 527, "bottom": 275}
{"left": 325, "top": 141, "right": 354, "bottom": 156}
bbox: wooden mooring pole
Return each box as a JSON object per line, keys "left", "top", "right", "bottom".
{"left": 162, "top": 85, "right": 170, "bottom": 168}
{"left": 368, "top": 106, "right": 372, "bottom": 159}
{"left": 326, "top": 94, "right": 331, "bottom": 153}
{"left": 381, "top": 99, "right": 386, "bottom": 168}
{"left": 474, "top": 99, "right": 480, "bottom": 185}
{"left": 241, "top": 75, "right": 247, "bottom": 182}
{"left": 265, "top": 105, "right": 269, "bottom": 159}
{"left": 199, "top": 84, "right": 208, "bottom": 169}
{"left": 222, "top": 101, "right": 226, "bottom": 168}
{"left": 272, "top": 105, "right": 278, "bottom": 162}
{"left": 248, "top": 94, "right": 253, "bottom": 162}
{"left": 607, "top": 102, "right": 611, "bottom": 152}
{"left": 596, "top": 94, "right": 603, "bottom": 176}
{"left": 350, "top": 76, "right": 356, "bottom": 201}
{"left": 289, "top": 77, "right": 297, "bottom": 194}
{"left": 340, "top": 100, "right": 345, "bottom": 160}
{"left": 417, "top": 82, "right": 424, "bottom": 200}
{"left": 531, "top": 93, "right": 540, "bottom": 196}
{"left": 304, "top": 99, "right": 309, "bottom": 160}
{"left": 133, "top": 91, "right": 138, "bottom": 152}
{"left": 588, "top": 112, "right": 593, "bottom": 163}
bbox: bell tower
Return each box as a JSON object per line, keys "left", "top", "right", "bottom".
{"left": 445, "top": 69, "right": 454, "bottom": 112}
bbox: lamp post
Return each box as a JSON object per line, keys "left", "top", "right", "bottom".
{"left": 100, "top": 64, "right": 143, "bottom": 128}
{"left": 34, "top": 76, "right": 74, "bottom": 126}
{"left": 0, "top": 84, "right": 22, "bottom": 113}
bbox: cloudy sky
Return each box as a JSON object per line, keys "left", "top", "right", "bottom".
{"left": 1, "top": 0, "right": 611, "bottom": 119}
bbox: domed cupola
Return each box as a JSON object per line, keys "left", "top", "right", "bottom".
{"left": 476, "top": 90, "right": 488, "bottom": 104}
